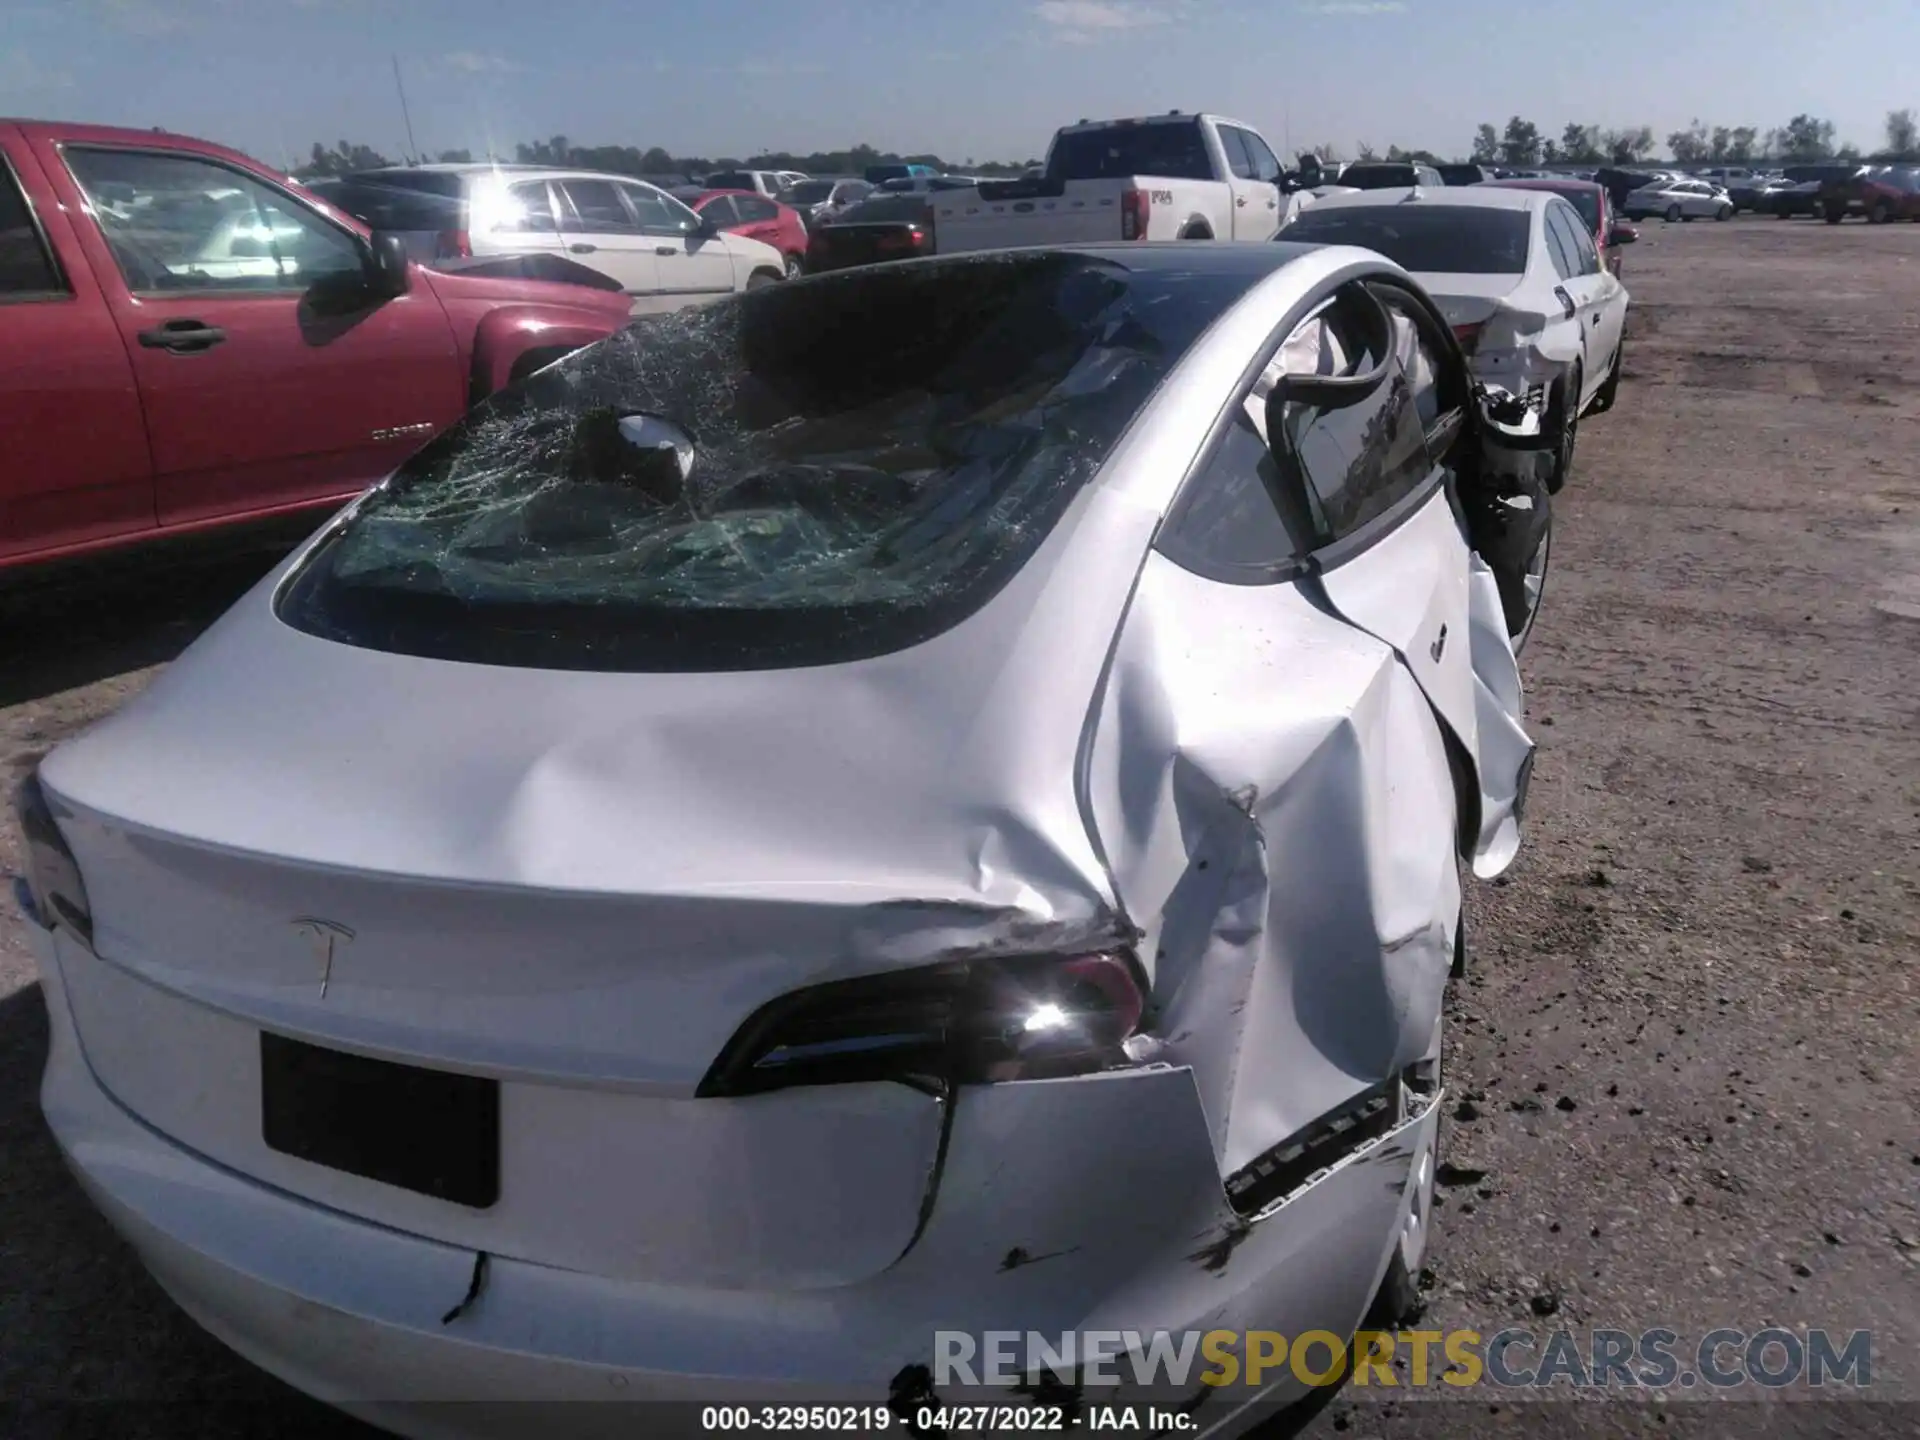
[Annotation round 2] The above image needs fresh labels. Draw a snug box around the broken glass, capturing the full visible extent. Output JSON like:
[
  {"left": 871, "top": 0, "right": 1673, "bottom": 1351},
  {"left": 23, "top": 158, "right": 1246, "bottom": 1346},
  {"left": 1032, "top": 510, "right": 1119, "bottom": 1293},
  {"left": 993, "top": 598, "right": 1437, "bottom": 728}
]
[{"left": 281, "top": 251, "right": 1260, "bottom": 671}]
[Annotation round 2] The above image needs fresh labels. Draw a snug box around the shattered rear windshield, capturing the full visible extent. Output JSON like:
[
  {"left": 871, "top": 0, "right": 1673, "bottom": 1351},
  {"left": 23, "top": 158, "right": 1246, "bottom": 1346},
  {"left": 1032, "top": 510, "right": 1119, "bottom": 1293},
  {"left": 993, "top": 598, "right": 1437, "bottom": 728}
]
[{"left": 277, "top": 251, "right": 1252, "bottom": 672}]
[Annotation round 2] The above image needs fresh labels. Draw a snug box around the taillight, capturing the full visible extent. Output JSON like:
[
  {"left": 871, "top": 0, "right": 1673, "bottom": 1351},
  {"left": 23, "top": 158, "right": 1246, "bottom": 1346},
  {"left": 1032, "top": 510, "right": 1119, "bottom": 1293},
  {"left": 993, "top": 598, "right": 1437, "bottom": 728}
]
[
  {"left": 13, "top": 772, "right": 93, "bottom": 944},
  {"left": 697, "top": 951, "right": 1148, "bottom": 1098},
  {"left": 1121, "top": 187, "right": 1150, "bottom": 241},
  {"left": 437, "top": 230, "right": 472, "bottom": 259},
  {"left": 1452, "top": 321, "right": 1485, "bottom": 355}
]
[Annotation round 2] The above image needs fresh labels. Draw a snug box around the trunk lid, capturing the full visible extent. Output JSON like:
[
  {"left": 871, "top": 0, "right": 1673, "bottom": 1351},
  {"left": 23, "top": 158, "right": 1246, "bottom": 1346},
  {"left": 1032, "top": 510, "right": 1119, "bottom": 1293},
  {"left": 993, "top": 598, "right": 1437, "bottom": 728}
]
[{"left": 1412, "top": 271, "right": 1528, "bottom": 329}]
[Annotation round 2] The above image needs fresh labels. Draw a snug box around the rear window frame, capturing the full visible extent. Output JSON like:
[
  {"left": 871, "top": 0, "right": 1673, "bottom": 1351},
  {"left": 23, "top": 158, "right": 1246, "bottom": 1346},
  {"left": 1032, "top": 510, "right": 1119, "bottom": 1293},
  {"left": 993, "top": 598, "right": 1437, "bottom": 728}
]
[
  {"left": 273, "top": 252, "right": 1263, "bottom": 674},
  {"left": 1280, "top": 203, "right": 1534, "bottom": 276}
]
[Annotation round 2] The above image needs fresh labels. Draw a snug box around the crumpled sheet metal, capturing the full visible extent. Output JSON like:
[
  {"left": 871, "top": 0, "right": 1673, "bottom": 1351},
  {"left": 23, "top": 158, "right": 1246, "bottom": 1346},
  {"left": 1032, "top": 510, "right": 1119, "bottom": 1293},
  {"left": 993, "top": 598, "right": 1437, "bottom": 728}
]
[{"left": 1086, "top": 552, "right": 1465, "bottom": 1176}]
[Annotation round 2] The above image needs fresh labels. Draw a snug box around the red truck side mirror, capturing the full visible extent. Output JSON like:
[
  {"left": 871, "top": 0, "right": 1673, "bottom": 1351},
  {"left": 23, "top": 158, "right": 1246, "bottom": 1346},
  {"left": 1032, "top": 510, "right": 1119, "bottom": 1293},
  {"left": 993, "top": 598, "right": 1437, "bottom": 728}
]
[{"left": 363, "top": 232, "right": 412, "bottom": 299}]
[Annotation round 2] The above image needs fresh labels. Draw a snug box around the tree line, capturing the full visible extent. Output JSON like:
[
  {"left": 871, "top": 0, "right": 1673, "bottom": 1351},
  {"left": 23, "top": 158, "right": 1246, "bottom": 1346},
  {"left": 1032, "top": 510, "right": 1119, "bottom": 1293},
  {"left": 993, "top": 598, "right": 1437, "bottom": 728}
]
[
  {"left": 297, "top": 108, "right": 1920, "bottom": 183},
  {"left": 297, "top": 137, "right": 1039, "bottom": 180},
  {"left": 1434, "top": 110, "right": 1917, "bottom": 169}
]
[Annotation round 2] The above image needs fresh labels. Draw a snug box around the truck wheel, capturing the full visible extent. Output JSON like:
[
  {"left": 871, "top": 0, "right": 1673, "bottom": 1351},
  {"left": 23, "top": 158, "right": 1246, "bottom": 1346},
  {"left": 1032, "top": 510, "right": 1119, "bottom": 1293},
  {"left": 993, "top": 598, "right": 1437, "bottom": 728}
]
[
  {"left": 1824, "top": 207, "right": 1844, "bottom": 224},
  {"left": 784, "top": 254, "right": 805, "bottom": 279},
  {"left": 1180, "top": 224, "right": 1213, "bottom": 240},
  {"left": 1871, "top": 200, "right": 1891, "bottom": 224},
  {"left": 746, "top": 269, "right": 781, "bottom": 290},
  {"left": 1665, "top": 203, "right": 1680, "bottom": 222}
]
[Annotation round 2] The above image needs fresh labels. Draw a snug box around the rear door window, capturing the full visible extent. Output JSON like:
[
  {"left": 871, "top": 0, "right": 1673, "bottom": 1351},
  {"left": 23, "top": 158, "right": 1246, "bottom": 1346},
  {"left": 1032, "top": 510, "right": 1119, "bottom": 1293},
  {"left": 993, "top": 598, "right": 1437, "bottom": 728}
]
[
  {"left": 736, "top": 196, "right": 780, "bottom": 223},
  {"left": 1541, "top": 208, "right": 1577, "bottom": 279},
  {"left": 277, "top": 252, "right": 1264, "bottom": 671},
  {"left": 699, "top": 195, "right": 741, "bottom": 226}
]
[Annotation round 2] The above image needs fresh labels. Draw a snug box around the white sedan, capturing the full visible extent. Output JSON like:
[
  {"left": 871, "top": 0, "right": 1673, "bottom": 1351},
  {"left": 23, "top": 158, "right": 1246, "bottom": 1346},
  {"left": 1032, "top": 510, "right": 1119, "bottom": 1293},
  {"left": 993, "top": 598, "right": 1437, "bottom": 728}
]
[
  {"left": 18, "top": 244, "right": 1549, "bottom": 1436},
  {"left": 1279, "top": 185, "right": 1631, "bottom": 492},
  {"left": 1621, "top": 177, "right": 1734, "bottom": 222},
  {"left": 342, "top": 164, "right": 790, "bottom": 310}
]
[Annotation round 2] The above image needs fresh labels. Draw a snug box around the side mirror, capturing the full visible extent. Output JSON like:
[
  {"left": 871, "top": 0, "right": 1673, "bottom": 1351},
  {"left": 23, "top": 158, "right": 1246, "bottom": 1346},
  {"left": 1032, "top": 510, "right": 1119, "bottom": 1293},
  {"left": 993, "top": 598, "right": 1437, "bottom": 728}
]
[
  {"left": 1552, "top": 286, "right": 1577, "bottom": 320},
  {"left": 363, "top": 231, "right": 411, "bottom": 298},
  {"left": 1609, "top": 223, "right": 1639, "bottom": 245},
  {"left": 1259, "top": 284, "right": 1397, "bottom": 550},
  {"left": 684, "top": 214, "right": 719, "bottom": 240}
]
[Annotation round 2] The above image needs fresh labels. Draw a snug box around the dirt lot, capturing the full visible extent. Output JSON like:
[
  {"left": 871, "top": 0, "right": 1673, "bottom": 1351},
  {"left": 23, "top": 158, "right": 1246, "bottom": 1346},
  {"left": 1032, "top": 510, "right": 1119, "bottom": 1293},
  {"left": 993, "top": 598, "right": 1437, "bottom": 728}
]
[{"left": 1, "top": 218, "right": 1916, "bottom": 1438}]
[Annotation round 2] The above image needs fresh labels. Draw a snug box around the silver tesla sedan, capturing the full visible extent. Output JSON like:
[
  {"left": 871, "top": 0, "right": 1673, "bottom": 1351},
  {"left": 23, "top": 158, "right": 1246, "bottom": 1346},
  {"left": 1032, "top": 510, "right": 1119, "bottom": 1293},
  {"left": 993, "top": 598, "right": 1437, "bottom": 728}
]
[{"left": 16, "top": 243, "right": 1550, "bottom": 1436}]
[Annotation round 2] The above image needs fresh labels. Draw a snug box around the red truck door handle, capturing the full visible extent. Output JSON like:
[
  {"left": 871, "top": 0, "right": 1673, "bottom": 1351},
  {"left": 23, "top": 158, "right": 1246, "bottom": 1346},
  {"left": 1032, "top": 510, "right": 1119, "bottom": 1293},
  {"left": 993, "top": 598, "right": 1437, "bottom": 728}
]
[
  {"left": 569, "top": 243, "right": 598, "bottom": 254},
  {"left": 137, "top": 320, "right": 227, "bottom": 353}
]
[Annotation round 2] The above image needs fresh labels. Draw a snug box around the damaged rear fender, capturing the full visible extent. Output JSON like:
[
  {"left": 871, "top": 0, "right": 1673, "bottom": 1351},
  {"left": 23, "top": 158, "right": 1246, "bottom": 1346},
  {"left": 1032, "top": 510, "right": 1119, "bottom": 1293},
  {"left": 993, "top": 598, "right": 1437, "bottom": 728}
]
[{"left": 1084, "top": 554, "right": 1463, "bottom": 1178}]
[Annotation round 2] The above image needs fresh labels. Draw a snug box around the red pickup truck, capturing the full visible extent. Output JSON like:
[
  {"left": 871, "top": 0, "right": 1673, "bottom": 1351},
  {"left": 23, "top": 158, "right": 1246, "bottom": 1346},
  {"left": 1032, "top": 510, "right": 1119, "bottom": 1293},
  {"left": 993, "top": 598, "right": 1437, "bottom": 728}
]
[{"left": 1, "top": 119, "right": 631, "bottom": 572}]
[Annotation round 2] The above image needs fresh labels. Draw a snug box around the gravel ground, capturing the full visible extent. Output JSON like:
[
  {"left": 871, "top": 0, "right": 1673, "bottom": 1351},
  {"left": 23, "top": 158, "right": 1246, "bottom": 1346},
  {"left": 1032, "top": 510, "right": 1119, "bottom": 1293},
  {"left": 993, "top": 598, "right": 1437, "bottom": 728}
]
[{"left": 1, "top": 218, "right": 1915, "bottom": 1438}]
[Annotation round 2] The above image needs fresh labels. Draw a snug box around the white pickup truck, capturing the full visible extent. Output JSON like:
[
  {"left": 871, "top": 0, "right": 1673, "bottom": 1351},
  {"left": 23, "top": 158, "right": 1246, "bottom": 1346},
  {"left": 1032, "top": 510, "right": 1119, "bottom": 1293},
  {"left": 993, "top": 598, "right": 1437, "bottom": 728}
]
[{"left": 930, "top": 112, "right": 1305, "bottom": 254}]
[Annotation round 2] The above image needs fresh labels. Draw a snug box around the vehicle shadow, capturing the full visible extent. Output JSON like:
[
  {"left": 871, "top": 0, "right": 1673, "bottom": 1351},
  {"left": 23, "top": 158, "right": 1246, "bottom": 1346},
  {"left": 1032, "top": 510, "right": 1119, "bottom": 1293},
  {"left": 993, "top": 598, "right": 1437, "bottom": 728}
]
[
  {"left": 0, "top": 522, "right": 316, "bottom": 711},
  {"left": 0, "top": 982, "right": 370, "bottom": 1436}
]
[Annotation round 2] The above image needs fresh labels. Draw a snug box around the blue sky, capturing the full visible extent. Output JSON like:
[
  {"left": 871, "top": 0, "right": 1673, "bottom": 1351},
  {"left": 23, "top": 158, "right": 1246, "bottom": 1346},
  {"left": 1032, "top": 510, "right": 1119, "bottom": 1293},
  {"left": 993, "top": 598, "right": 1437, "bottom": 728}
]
[{"left": 5, "top": 0, "right": 1917, "bottom": 166}]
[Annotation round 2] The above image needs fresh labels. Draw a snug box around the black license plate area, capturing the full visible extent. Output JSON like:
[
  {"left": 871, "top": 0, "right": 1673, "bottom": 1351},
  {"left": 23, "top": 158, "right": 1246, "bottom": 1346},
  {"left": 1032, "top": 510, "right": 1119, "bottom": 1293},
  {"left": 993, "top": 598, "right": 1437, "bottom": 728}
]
[{"left": 260, "top": 1032, "right": 499, "bottom": 1208}]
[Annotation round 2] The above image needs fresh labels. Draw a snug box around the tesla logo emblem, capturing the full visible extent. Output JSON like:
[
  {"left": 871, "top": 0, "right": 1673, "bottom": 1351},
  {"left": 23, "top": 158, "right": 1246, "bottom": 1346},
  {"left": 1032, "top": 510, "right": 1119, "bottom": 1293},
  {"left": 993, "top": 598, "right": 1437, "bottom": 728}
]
[{"left": 292, "top": 918, "right": 355, "bottom": 998}]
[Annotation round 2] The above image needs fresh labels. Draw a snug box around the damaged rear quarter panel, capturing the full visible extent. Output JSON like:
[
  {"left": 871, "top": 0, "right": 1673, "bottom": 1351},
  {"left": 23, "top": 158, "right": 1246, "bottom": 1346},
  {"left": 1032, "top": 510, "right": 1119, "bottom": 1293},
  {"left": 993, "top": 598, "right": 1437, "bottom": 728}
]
[{"left": 1085, "top": 552, "right": 1461, "bottom": 1178}]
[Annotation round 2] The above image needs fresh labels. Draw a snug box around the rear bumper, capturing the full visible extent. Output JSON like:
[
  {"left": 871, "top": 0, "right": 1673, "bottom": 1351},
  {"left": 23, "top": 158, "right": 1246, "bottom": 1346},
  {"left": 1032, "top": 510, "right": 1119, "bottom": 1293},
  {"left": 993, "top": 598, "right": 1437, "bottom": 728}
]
[{"left": 30, "top": 916, "right": 1435, "bottom": 1437}]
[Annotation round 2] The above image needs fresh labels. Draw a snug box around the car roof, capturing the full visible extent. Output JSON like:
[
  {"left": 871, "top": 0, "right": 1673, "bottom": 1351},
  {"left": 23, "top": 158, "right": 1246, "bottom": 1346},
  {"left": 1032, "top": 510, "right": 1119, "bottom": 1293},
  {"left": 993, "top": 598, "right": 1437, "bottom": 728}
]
[
  {"left": 1479, "top": 177, "right": 1603, "bottom": 196},
  {"left": 1056, "top": 111, "right": 1251, "bottom": 132},
  {"left": 1301, "top": 186, "right": 1546, "bottom": 213},
  {"left": 356, "top": 163, "right": 655, "bottom": 185},
  {"left": 1049, "top": 241, "right": 1330, "bottom": 279}
]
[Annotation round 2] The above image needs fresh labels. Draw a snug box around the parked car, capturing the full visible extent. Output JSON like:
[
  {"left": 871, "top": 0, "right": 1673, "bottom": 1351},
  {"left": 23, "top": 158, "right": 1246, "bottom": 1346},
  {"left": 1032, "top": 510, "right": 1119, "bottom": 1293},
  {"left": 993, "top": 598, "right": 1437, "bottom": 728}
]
[
  {"left": 931, "top": 112, "right": 1295, "bottom": 255},
  {"left": 1335, "top": 161, "right": 1448, "bottom": 190},
  {"left": 1728, "top": 175, "right": 1791, "bottom": 212},
  {"left": 0, "top": 121, "right": 630, "bottom": 574},
  {"left": 697, "top": 168, "right": 791, "bottom": 199},
  {"left": 17, "top": 241, "right": 1548, "bottom": 1434},
  {"left": 1763, "top": 180, "right": 1825, "bottom": 218},
  {"left": 1621, "top": 177, "right": 1733, "bottom": 222},
  {"left": 783, "top": 175, "right": 873, "bottom": 226},
  {"left": 1437, "top": 163, "right": 1494, "bottom": 186},
  {"left": 1819, "top": 165, "right": 1920, "bottom": 223},
  {"left": 1478, "top": 176, "right": 1637, "bottom": 277},
  {"left": 1279, "top": 186, "right": 1630, "bottom": 491},
  {"left": 805, "top": 191, "right": 935, "bottom": 271},
  {"left": 334, "top": 165, "right": 786, "bottom": 310},
  {"left": 687, "top": 189, "right": 810, "bottom": 278}
]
